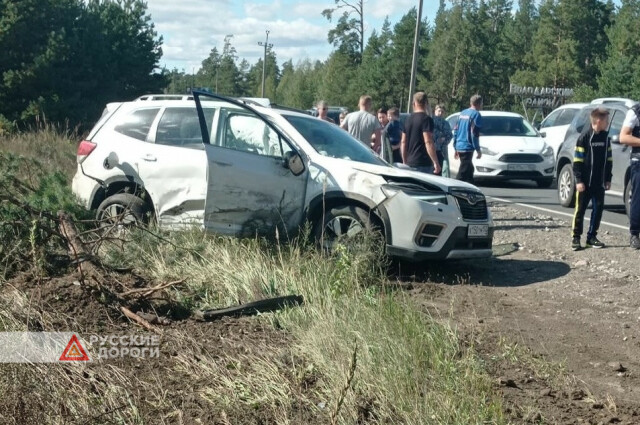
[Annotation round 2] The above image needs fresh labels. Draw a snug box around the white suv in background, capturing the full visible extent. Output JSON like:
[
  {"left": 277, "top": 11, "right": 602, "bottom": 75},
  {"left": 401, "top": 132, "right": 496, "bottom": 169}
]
[
  {"left": 538, "top": 103, "right": 588, "bottom": 159},
  {"left": 72, "top": 92, "right": 494, "bottom": 261}
]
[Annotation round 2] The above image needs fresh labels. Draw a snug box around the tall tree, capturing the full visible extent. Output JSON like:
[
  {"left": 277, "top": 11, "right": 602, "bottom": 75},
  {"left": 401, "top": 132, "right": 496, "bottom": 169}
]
[
  {"left": 425, "top": 0, "right": 481, "bottom": 111},
  {"left": 503, "top": 0, "right": 539, "bottom": 87},
  {"left": 0, "top": 0, "right": 164, "bottom": 128},
  {"left": 322, "top": 0, "right": 365, "bottom": 63},
  {"left": 596, "top": 0, "right": 640, "bottom": 99}
]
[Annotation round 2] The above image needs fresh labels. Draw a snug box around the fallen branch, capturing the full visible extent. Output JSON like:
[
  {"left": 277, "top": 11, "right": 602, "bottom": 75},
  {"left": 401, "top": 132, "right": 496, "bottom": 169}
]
[
  {"left": 119, "top": 279, "right": 186, "bottom": 298},
  {"left": 120, "top": 306, "right": 162, "bottom": 334},
  {"left": 197, "top": 295, "right": 304, "bottom": 321}
]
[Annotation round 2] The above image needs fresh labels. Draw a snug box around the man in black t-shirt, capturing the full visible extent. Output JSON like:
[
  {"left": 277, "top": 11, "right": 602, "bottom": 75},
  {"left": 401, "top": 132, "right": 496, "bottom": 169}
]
[{"left": 401, "top": 92, "right": 441, "bottom": 174}]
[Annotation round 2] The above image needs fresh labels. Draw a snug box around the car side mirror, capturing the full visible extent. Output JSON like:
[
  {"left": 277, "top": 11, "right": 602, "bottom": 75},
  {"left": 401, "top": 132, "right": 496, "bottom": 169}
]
[
  {"left": 539, "top": 131, "right": 546, "bottom": 138},
  {"left": 610, "top": 134, "right": 620, "bottom": 144},
  {"left": 283, "top": 151, "right": 305, "bottom": 176},
  {"left": 103, "top": 152, "right": 120, "bottom": 169}
]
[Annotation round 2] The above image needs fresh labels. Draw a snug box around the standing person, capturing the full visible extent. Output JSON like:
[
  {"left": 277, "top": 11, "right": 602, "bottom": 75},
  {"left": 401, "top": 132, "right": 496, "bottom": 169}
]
[
  {"left": 386, "top": 107, "right": 404, "bottom": 164},
  {"left": 373, "top": 108, "right": 389, "bottom": 155},
  {"left": 620, "top": 103, "right": 640, "bottom": 249},
  {"left": 341, "top": 95, "right": 381, "bottom": 151},
  {"left": 338, "top": 111, "right": 347, "bottom": 126},
  {"left": 401, "top": 92, "right": 441, "bottom": 174},
  {"left": 377, "top": 108, "right": 389, "bottom": 127},
  {"left": 570, "top": 108, "right": 612, "bottom": 251},
  {"left": 316, "top": 100, "right": 335, "bottom": 123},
  {"left": 433, "top": 104, "right": 452, "bottom": 177},
  {"left": 453, "top": 95, "right": 483, "bottom": 184}
]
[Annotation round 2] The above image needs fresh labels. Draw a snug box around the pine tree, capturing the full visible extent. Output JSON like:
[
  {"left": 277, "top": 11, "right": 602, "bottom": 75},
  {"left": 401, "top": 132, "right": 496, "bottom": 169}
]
[{"left": 596, "top": 0, "right": 640, "bottom": 98}]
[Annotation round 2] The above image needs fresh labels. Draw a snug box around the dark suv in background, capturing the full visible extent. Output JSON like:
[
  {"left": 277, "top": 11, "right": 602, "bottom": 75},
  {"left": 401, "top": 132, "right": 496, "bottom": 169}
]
[{"left": 556, "top": 99, "right": 638, "bottom": 215}]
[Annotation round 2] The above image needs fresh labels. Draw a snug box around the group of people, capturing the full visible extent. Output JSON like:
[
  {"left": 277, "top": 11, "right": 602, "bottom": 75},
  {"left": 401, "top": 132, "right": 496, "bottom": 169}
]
[
  {"left": 572, "top": 104, "right": 640, "bottom": 251},
  {"left": 321, "top": 93, "right": 484, "bottom": 181},
  {"left": 318, "top": 92, "right": 640, "bottom": 252}
]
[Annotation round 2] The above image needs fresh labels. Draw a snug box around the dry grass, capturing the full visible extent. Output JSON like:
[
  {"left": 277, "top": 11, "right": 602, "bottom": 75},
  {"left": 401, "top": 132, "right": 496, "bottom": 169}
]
[
  {"left": 0, "top": 129, "right": 507, "bottom": 424},
  {"left": 0, "top": 125, "right": 77, "bottom": 180}
]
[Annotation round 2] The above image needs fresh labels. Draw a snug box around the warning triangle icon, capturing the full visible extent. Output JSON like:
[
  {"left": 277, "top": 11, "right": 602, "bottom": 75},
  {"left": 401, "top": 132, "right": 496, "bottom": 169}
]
[{"left": 59, "top": 334, "right": 90, "bottom": 361}]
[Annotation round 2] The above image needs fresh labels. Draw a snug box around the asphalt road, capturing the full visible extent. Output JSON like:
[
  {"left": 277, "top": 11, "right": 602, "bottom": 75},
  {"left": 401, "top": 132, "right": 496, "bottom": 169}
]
[{"left": 477, "top": 179, "right": 630, "bottom": 233}]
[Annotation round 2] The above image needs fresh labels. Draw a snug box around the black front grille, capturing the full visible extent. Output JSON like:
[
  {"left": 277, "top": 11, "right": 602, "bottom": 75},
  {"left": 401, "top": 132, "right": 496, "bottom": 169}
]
[
  {"left": 454, "top": 196, "right": 489, "bottom": 221},
  {"left": 499, "top": 153, "right": 543, "bottom": 163}
]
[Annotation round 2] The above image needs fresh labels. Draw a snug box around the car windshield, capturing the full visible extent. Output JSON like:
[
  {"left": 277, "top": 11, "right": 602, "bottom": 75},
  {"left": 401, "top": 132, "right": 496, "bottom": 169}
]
[
  {"left": 480, "top": 116, "right": 538, "bottom": 137},
  {"left": 283, "top": 115, "right": 387, "bottom": 166}
]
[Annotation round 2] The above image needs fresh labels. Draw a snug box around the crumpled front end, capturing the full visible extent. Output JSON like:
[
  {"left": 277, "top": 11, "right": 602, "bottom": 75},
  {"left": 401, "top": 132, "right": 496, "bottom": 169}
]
[{"left": 379, "top": 181, "right": 493, "bottom": 261}]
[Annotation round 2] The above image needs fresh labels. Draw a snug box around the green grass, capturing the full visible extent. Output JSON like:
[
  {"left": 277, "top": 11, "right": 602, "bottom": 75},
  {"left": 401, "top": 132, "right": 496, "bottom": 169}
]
[
  {"left": 0, "top": 125, "right": 78, "bottom": 180},
  {"left": 0, "top": 129, "right": 506, "bottom": 424},
  {"left": 97, "top": 228, "right": 506, "bottom": 424}
]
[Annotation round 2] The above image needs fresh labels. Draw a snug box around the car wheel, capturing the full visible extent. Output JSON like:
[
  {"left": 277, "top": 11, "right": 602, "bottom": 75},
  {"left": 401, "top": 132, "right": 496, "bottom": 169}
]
[
  {"left": 536, "top": 178, "right": 554, "bottom": 188},
  {"left": 625, "top": 182, "right": 631, "bottom": 217},
  {"left": 96, "top": 194, "right": 148, "bottom": 229},
  {"left": 314, "top": 205, "right": 379, "bottom": 251},
  {"left": 557, "top": 164, "right": 576, "bottom": 207}
]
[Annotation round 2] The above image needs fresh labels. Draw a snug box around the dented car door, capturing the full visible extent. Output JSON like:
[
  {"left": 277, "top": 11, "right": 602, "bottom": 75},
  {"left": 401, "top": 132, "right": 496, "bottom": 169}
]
[{"left": 193, "top": 92, "right": 308, "bottom": 237}]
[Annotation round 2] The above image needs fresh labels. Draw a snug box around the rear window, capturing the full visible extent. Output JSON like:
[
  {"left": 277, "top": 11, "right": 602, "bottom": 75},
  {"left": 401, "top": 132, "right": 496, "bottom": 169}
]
[
  {"left": 113, "top": 108, "right": 159, "bottom": 141},
  {"left": 155, "top": 107, "right": 215, "bottom": 149}
]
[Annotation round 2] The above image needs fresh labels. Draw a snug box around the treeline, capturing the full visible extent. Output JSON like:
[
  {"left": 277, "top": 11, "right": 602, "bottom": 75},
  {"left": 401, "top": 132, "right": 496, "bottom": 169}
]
[
  {"left": 0, "top": 0, "right": 164, "bottom": 133},
  {"left": 169, "top": 0, "right": 640, "bottom": 114},
  {"left": 2, "top": 0, "right": 640, "bottom": 133}
]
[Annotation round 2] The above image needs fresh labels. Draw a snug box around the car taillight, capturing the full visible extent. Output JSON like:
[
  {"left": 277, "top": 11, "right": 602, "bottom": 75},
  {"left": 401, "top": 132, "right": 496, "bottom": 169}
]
[{"left": 77, "top": 140, "right": 97, "bottom": 164}]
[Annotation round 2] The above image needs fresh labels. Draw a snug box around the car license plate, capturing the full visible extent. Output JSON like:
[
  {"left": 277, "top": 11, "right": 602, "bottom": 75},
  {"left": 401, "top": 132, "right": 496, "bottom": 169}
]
[
  {"left": 507, "top": 164, "right": 535, "bottom": 171},
  {"left": 468, "top": 224, "right": 489, "bottom": 238}
]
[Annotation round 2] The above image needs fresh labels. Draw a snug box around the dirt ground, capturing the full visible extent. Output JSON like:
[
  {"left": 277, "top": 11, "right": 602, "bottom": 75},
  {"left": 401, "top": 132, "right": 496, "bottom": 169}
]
[
  {"left": 398, "top": 202, "right": 640, "bottom": 424},
  {"left": 3, "top": 201, "right": 640, "bottom": 424}
]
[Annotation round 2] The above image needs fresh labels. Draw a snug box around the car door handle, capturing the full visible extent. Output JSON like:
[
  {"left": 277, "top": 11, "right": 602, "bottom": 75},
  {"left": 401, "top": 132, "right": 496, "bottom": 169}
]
[
  {"left": 211, "top": 160, "right": 231, "bottom": 167},
  {"left": 142, "top": 154, "right": 157, "bottom": 162}
]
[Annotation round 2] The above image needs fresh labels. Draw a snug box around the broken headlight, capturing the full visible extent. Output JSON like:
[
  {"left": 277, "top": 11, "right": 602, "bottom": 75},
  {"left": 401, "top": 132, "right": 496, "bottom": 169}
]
[{"left": 381, "top": 182, "right": 448, "bottom": 204}]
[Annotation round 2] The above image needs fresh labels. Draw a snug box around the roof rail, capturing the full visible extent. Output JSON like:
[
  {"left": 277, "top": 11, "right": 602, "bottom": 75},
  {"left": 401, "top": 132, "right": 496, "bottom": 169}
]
[
  {"left": 135, "top": 94, "right": 194, "bottom": 101},
  {"left": 590, "top": 97, "right": 638, "bottom": 108}
]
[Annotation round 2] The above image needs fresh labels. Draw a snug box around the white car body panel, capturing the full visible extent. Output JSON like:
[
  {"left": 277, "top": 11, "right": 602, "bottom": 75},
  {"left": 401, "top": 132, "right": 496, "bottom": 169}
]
[
  {"left": 73, "top": 95, "right": 494, "bottom": 261},
  {"left": 539, "top": 103, "right": 588, "bottom": 159}
]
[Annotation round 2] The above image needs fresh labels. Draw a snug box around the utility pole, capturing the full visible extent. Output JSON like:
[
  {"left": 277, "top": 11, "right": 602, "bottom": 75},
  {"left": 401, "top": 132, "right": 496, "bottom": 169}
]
[
  {"left": 407, "top": 0, "right": 423, "bottom": 112},
  {"left": 258, "top": 30, "right": 273, "bottom": 98}
]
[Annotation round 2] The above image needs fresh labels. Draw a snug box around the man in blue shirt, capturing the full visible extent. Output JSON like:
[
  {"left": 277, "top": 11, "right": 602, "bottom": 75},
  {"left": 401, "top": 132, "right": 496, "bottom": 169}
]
[{"left": 453, "top": 95, "right": 483, "bottom": 184}]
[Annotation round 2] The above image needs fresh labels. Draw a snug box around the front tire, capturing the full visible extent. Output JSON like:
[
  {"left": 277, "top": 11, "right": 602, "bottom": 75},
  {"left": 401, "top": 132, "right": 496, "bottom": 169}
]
[
  {"left": 313, "top": 205, "right": 379, "bottom": 251},
  {"left": 557, "top": 164, "right": 576, "bottom": 207}
]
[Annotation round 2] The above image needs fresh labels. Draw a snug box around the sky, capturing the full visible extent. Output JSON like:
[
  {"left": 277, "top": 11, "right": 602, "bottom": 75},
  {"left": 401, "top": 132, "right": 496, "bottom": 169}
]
[{"left": 145, "top": 0, "right": 437, "bottom": 73}]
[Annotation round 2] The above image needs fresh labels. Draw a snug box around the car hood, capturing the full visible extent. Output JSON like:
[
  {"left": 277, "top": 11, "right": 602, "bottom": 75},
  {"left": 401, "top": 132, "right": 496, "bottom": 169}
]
[
  {"left": 481, "top": 136, "right": 547, "bottom": 153},
  {"left": 348, "top": 161, "right": 480, "bottom": 192}
]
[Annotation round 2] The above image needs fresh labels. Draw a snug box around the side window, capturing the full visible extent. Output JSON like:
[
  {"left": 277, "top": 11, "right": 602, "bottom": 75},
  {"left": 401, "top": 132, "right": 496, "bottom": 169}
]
[
  {"left": 541, "top": 109, "right": 561, "bottom": 128},
  {"left": 113, "top": 108, "right": 159, "bottom": 141},
  {"left": 555, "top": 109, "right": 577, "bottom": 126},
  {"left": 223, "top": 113, "right": 284, "bottom": 157},
  {"left": 573, "top": 109, "right": 591, "bottom": 134},
  {"left": 155, "top": 107, "right": 215, "bottom": 149},
  {"left": 608, "top": 110, "right": 625, "bottom": 138}
]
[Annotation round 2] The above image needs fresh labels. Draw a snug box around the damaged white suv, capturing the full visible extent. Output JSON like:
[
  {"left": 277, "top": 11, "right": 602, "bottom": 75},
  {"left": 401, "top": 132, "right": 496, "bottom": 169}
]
[{"left": 72, "top": 92, "right": 493, "bottom": 260}]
